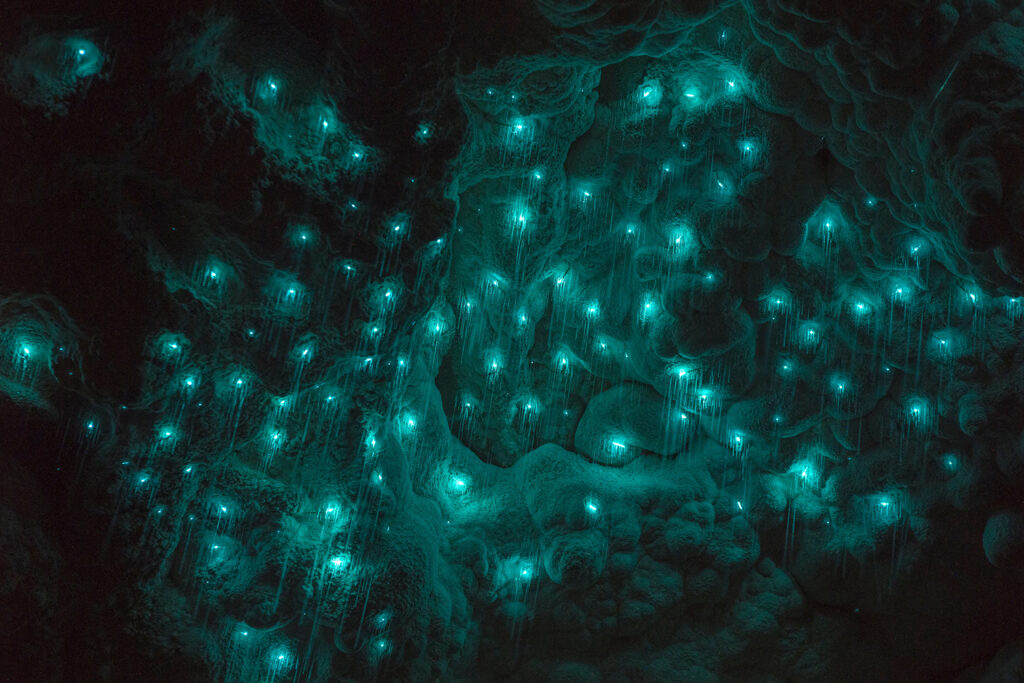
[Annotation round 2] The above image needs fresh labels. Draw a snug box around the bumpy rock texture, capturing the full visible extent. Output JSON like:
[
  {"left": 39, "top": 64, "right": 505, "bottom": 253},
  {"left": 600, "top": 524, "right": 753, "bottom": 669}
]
[{"left": 2, "top": 0, "right": 1024, "bottom": 680}]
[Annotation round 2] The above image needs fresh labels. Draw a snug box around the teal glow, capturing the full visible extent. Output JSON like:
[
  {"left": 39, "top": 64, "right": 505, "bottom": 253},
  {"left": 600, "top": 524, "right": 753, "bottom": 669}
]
[
  {"left": 450, "top": 475, "right": 469, "bottom": 494},
  {"left": 667, "top": 223, "right": 696, "bottom": 259},
  {"left": 729, "top": 431, "right": 746, "bottom": 454},
  {"left": 761, "top": 287, "right": 791, "bottom": 318},
  {"left": 829, "top": 374, "right": 849, "bottom": 400},
  {"left": 846, "top": 296, "right": 874, "bottom": 322},
  {"left": 797, "top": 321, "right": 822, "bottom": 349},
  {"left": 906, "top": 236, "right": 929, "bottom": 260},
  {"left": 681, "top": 83, "right": 702, "bottom": 107},
  {"left": 414, "top": 121, "right": 434, "bottom": 143},
  {"left": 888, "top": 278, "right": 913, "bottom": 304},
  {"left": 710, "top": 172, "right": 734, "bottom": 200},
  {"left": 328, "top": 554, "right": 350, "bottom": 573},
  {"left": 738, "top": 137, "right": 762, "bottom": 164},
  {"left": 484, "top": 348, "right": 504, "bottom": 379},
  {"left": 254, "top": 74, "right": 280, "bottom": 104},
  {"left": 635, "top": 79, "right": 663, "bottom": 108},
  {"left": 870, "top": 492, "right": 901, "bottom": 525},
  {"left": 637, "top": 292, "right": 660, "bottom": 324},
  {"left": 788, "top": 458, "right": 821, "bottom": 487},
  {"left": 287, "top": 223, "right": 317, "bottom": 248},
  {"left": 906, "top": 397, "right": 931, "bottom": 428},
  {"left": 1006, "top": 297, "right": 1023, "bottom": 322},
  {"left": 66, "top": 38, "right": 103, "bottom": 79}
]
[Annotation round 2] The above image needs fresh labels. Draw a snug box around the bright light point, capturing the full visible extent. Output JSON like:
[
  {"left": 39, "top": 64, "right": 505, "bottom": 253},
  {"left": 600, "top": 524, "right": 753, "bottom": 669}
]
[
  {"left": 906, "top": 398, "right": 930, "bottom": 427},
  {"left": 415, "top": 122, "right": 434, "bottom": 143}
]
